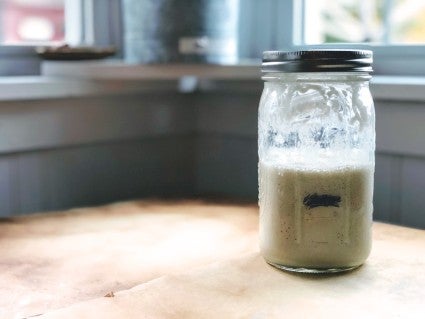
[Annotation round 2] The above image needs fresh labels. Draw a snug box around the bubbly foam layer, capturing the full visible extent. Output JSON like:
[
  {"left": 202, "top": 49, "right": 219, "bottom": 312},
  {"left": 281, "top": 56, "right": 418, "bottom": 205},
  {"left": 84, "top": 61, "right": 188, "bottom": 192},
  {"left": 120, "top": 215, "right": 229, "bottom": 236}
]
[{"left": 263, "top": 148, "right": 373, "bottom": 171}]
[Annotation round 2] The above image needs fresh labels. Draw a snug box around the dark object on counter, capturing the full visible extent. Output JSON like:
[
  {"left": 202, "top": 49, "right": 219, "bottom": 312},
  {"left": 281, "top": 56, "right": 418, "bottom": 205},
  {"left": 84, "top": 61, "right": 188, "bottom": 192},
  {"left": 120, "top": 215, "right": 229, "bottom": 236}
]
[
  {"left": 122, "top": 0, "right": 239, "bottom": 64},
  {"left": 36, "top": 45, "right": 116, "bottom": 60}
]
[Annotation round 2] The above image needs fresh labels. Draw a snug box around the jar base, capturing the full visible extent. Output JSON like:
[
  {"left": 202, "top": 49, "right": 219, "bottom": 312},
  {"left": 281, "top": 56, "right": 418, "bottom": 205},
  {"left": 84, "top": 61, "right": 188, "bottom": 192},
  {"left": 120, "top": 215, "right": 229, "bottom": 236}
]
[{"left": 266, "top": 261, "right": 361, "bottom": 274}]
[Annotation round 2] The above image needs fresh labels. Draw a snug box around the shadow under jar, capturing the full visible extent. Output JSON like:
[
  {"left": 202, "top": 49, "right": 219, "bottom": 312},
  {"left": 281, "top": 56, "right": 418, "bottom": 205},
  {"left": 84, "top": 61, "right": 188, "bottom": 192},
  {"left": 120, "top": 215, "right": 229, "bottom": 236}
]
[{"left": 258, "top": 50, "right": 375, "bottom": 273}]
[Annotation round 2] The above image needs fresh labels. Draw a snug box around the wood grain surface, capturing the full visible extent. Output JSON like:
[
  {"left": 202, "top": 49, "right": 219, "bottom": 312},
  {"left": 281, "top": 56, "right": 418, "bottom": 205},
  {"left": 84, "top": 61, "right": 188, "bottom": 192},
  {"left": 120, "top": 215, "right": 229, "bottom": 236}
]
[
  {"left": 0, "top": 200, "right": 259, "bottom": 318},
  {"left": 2, "top": 201, "right": 424, "bottom": 318}
]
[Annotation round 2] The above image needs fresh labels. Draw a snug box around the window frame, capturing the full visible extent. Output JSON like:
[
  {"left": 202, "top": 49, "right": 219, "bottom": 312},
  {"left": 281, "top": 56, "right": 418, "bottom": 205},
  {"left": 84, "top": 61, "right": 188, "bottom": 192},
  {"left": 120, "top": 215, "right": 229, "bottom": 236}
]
[
  {"left": 0, "top": 0, "right": 72, "bottom": 76},
  {"left": 0, "top": 45, "right": 41, "bottom": 76},
  {"left": 0, "top": 0, "right": 122, "bottom": 76},
  {"left": 239, "top": 0, "right": 425, "bottom": 76},
  {"left": 294, "top": 0, "right": 425, "bottom": 75}
]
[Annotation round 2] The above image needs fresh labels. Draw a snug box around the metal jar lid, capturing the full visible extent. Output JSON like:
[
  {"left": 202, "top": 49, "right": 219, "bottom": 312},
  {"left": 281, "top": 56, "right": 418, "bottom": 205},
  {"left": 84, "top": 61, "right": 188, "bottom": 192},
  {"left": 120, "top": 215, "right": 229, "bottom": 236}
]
[{"left": 262, "top": 49, "right": 373, "bottom": 73}]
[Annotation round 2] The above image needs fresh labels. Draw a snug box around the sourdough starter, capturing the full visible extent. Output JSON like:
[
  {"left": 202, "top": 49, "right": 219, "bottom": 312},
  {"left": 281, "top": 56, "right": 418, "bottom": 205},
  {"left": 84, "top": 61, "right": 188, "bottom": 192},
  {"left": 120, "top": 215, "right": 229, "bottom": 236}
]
[{"left": 259, "top": 160, "right": 373, "bottom": 270}]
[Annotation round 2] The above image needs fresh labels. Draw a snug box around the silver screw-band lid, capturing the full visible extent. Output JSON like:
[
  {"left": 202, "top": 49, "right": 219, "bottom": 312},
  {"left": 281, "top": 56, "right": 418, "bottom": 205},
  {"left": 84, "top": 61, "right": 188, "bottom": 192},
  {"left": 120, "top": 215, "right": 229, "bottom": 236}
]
[{"left": 262, "top": 50, "right": 373, "bottom": 73}]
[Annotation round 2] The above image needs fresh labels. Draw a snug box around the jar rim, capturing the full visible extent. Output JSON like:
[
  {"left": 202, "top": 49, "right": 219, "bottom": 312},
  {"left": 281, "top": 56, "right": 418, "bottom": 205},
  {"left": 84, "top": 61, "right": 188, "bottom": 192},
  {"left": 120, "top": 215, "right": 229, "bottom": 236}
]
[
  {"left": 261, "top": 71, "right": 372, "bottom": 82},
  {"left": 262, "top": 50, "right": 373, "bottom": 74}
]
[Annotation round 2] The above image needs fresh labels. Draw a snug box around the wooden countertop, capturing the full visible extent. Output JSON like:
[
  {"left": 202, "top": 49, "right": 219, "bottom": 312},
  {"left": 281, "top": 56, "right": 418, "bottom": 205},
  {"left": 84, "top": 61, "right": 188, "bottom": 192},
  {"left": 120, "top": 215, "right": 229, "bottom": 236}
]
[{"left": 1, "top": 200, "right": 424, "bottom": 318}]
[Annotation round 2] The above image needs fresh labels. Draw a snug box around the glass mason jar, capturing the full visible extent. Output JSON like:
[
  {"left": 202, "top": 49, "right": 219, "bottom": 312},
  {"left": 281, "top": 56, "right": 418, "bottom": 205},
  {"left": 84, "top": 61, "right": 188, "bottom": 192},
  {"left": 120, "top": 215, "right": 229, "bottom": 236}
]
[{"left": 258, "top": 50, "right": 375, "bottom": 273}]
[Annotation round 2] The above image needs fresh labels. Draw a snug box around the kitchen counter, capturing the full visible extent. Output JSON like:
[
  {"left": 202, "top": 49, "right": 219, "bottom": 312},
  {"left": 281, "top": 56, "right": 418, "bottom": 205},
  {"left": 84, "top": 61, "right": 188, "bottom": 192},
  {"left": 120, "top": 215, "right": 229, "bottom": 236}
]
[{"left": 1, "top": 200, "right": 424, "bottom": 318}]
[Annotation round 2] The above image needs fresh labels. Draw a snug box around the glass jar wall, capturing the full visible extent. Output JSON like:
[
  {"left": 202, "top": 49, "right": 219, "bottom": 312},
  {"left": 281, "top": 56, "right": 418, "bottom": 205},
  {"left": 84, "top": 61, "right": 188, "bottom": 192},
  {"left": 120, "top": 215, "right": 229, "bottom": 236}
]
[{"left": 258, "top": 50, "right": 375, "bottom": 273}]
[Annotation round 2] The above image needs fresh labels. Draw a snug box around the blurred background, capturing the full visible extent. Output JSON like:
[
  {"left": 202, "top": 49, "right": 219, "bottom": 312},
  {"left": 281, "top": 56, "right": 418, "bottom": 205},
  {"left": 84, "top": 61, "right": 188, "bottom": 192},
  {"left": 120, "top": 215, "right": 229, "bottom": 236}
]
[
  {"left": 305, "top": 0, "right": 425, "bottom": 44},
  {"left": 0, "top": 0, "right": 424, "bottom": 229},
  {"left": 0, "top": 0, "right": 64, "bottom": 44},
  {"left": 1, "top": 1, "right": 425, "bottom": 51}
]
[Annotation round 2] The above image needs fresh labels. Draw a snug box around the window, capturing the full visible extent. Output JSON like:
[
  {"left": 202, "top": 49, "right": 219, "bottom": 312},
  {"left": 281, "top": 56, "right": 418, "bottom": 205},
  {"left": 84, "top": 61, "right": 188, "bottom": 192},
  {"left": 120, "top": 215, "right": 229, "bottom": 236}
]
[
  {"left": 0, "top": 0, "right": 121, "bottom": 75},
  {"left": 0, "top": 0, "right": 65, "bottom": 45},
  {"left": 0, "top": 0, "right": 66, "bottom": 76},
  {"left": 239, "top": 0, "right": 425, "bottom": 76},
  {"left": 304, "top": 0, "right": 425, "bottom": 45}
]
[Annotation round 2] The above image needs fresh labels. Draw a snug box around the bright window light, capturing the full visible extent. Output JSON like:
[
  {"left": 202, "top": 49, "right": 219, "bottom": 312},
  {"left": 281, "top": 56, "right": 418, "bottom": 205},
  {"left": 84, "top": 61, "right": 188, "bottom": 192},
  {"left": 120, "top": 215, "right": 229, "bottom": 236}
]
[
  {"left": 304, "top": 0, "right": 425, "bottom": 45},
  {"left": 0, "top": 0, "right": 64, "bottom": 45}
]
